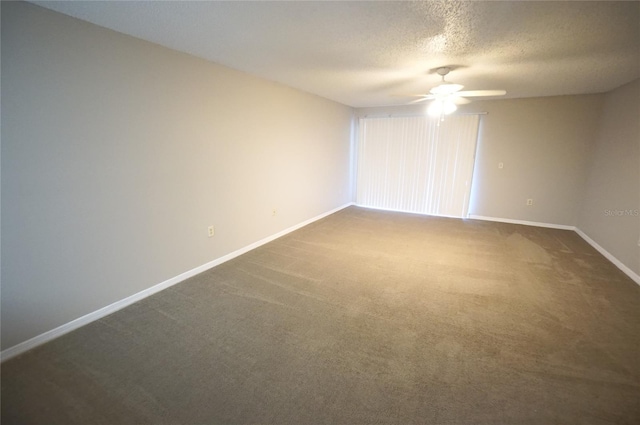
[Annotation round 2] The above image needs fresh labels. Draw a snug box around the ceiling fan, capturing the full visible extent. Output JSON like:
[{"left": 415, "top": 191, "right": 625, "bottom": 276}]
[{"left": 406, "top": 67, "right": 506, "bottom": 118}]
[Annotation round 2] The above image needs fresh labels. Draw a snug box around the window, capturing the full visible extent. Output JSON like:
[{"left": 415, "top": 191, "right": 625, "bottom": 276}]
[{"left": 356, "top": 115, "right": 480, "bottom": 218}]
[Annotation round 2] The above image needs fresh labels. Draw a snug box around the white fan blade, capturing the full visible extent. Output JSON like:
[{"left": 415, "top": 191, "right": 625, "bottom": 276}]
[
  {"left": 452, "top": 97, "right": 472, "bottom": 105},
  {"left": 391, "top": 94, "right": 430, "bottom": 97},
  {"left": 408, "top": 97, "right": 432, "bottom": 104},
  {"left": 456, "top": 90, "right": 506, "bottom": 97}
]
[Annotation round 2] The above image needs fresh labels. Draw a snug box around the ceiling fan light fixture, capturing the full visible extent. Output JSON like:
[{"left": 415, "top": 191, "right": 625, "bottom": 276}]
[
  {"left": 427, "top": 99, "right": 457, "bottom": 117},
  {"left": 429, "top": 83, "right": 464, "bottom": 95},
  {"left": 399, "top": 67, "right": 505, "bottom": 110}
]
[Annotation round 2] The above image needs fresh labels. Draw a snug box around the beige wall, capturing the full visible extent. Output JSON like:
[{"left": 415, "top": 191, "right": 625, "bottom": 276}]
[
  {"left": 578, "top": 79, "right": 640, "bottom": 276},
  {"left": 1, "top": 2, "right": 353, "bottom": 350},
  {"left": 357, "top": 94, "right": 603, "bottom": 226}
]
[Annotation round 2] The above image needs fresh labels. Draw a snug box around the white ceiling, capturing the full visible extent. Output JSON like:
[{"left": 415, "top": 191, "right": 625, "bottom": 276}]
[{"left": 32, "top": 1, "right": 640, "bottom": 108}]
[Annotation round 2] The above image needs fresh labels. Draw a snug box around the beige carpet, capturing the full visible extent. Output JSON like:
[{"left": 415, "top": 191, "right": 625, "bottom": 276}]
[{"left": 2, "top": 206, "right": 640, "bottom": 424}]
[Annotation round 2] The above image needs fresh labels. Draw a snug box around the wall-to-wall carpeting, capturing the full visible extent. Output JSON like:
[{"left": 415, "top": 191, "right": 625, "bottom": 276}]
[{"left": 2, "top": 207, "right": 639, "bottom": 424}]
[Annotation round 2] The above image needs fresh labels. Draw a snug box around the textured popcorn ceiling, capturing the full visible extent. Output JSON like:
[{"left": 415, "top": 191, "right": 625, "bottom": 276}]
[{"left": 33, "top": 1, "right": 640, "bottom": 107}]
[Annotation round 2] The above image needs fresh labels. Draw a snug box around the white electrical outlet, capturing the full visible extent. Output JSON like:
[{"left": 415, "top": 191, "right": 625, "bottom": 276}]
[
  {"left": 272, "top": 209, "right": 277, "bottom": 217},
  {"left": 526, "top": 199, "right": 534, "bottom": 206},
  {"left": 498, "top": 162, "right": 504, "bottom": 169},
  {"left": 207, "top": 226, "right": 214, "bottom": 237}
]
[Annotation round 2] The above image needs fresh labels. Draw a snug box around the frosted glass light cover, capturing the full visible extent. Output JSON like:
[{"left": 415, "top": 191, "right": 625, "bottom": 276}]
[{"left": 427, "top": 100, "right": 457, "bottom": 116}]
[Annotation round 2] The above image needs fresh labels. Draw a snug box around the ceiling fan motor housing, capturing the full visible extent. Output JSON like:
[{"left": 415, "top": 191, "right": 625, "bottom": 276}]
[{"left": 436, "top": 67, "right": 451, "bottom": 77}]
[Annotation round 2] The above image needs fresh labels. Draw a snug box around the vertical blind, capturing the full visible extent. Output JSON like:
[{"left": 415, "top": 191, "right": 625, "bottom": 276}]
[{"left": 356, "top": 114, "right": 480, "bottom": 218}]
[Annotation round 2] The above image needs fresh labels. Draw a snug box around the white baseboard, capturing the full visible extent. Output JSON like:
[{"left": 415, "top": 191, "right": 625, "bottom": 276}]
[
  {"left": 0, "top": 202, "right": 355, "bottom": 362},
  {"left": 467, "top": 215, "right": 576, "bottom": 231},
  {"left": 574, "top": 228, "right": 640, "bottom": 286}
]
